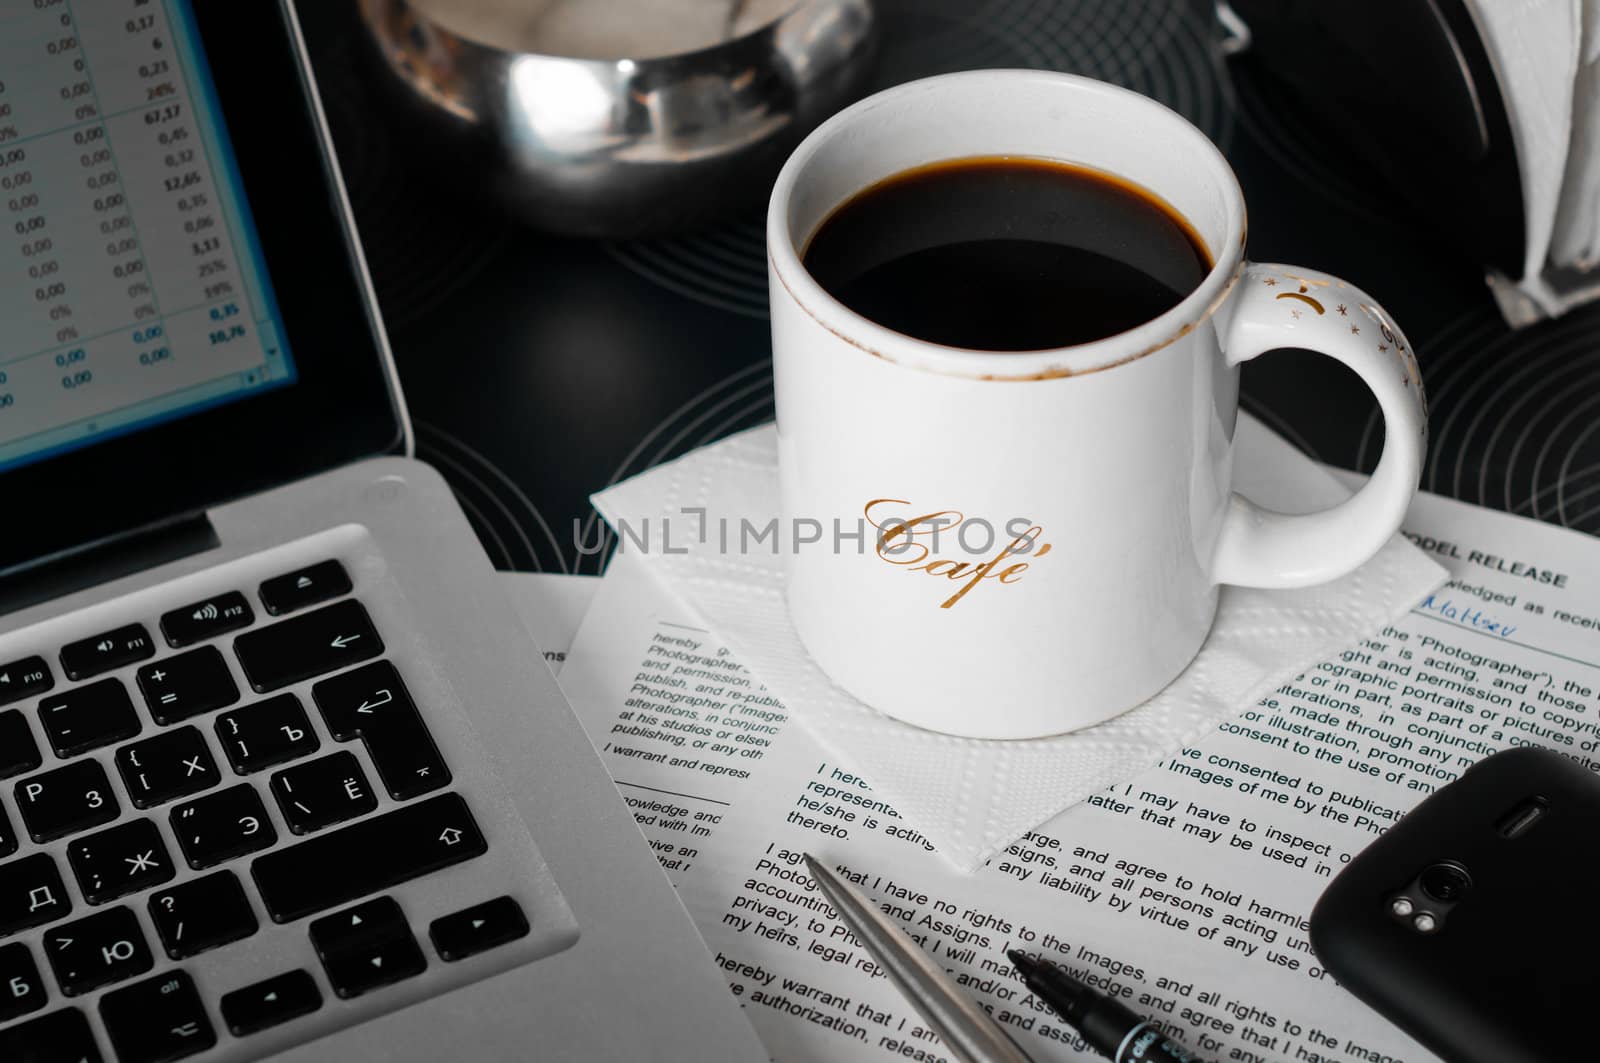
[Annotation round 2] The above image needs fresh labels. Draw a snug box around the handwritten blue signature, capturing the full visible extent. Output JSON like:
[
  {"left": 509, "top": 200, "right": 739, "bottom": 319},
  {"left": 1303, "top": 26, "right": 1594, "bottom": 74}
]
[{"left": 1419, "top": 594, "right": 1517, "bottom": 639}]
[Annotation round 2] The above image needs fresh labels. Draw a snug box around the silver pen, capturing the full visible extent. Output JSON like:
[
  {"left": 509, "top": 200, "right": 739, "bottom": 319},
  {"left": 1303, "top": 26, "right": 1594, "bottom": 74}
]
[{"left": 804, "top": 853, "right": 1035, "bottom": 1063}]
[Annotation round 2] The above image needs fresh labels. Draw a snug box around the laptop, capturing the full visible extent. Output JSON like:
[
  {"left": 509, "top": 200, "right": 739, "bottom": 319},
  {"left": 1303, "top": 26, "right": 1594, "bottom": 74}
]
[{"left": 0, "top": 2, "right": 764, "bottom": 1060}]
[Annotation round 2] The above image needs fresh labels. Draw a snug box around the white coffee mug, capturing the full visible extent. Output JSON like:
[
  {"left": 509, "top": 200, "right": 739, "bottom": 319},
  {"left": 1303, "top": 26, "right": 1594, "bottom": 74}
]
[{"left": 767, "top": 70, "right": 1426, "bottom": 740}]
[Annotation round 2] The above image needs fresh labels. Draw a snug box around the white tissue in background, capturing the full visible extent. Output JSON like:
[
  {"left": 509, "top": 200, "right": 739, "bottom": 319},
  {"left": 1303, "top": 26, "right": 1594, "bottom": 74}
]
[
  {"left": 1551, "top": 0, "right": 1600, "bottom": 269},
  {"left": 592, "top": 416, "right": 1447, "bottom": 873},
  {"left": 1465, "top": 0, "right": 1581, "bottom": 283}
]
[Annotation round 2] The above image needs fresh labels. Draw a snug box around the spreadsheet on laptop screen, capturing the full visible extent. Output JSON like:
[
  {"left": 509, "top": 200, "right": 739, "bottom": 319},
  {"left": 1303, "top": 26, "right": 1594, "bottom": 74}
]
[{"left": 0, "top": 0, "right": 297, "bottom": 472}]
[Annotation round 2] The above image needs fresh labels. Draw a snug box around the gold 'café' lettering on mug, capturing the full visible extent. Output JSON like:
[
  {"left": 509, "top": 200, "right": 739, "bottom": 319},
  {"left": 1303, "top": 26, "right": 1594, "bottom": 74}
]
[{"left": 864, "top": 499, "right": 1052, "bottom": 609}]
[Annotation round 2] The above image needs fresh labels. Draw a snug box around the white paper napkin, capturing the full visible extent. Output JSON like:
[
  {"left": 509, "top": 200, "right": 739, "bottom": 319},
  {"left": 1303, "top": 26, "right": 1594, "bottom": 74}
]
[
  {"left": 1467, "top": 0, "right": 1581, "bottom": 286},
  {"left": 592, "top": 415, "right": 1447, "bottom": 872}
]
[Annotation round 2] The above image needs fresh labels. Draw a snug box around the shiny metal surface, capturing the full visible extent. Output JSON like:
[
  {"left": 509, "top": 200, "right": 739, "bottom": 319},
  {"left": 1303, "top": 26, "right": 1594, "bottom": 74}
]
[
  {"left": 804, "top": 855, "right": 1036, "bottom": 1063},
  {"left": 356, "top": 0, "right": 876, "bottom": 237}
]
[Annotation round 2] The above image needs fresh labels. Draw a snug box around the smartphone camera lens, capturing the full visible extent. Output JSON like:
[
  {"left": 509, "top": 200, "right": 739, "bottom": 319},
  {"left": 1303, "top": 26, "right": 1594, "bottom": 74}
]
[{"left": 1418, "top": 863, "right": 1471, "bottom": 903}]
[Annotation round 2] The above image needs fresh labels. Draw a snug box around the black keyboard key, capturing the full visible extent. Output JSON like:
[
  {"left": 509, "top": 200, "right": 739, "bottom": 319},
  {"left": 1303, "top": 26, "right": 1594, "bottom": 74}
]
[
  {"left": 0, "top": 711, "right": 42, "bottom": 780},
  {"left": 114, "top": 726, "right": 221, "bottom": 809},
  {"left": 429, "top": 896, "right": 530, "bottom": 962},
  {"left": 0, "top": 803, "right": 14, "bottom": 859},
  {"left": 16, "top": 761, "right": 118, "bottom": 843},
  {"left": 60, "top": 625, "right": 154, "bottom": 681},
  {"left": 0, "top": 1007, "right": 104, "bottom": 1063},
  {"left": 45, "top": 906, "right": 151, "bottom": 996},
  {"left": 149, "top": 871, "right": 259, "bottom": 960},
  {"left": 100, "top": 970, "right": 215, "bottom": 1063},
  {"left": 259, "top": 560, "right": 351, "bottom": 616},
  {"left": 37, "top": 679, "right": 141, "bottom": 759},
  {"left": 234, "top": 599, "right": 382, "bottom": 693},
  {"left": 0, "top": 656, "right": 52, "bottom": 708},
  {"left": 310, "top": 895, "right": 403, "bottom": 953},
  {"left": 330, "top": 940, "right": 423, "bottom": 999},
  {"left": 136, "top": 647, "right": 239, "bottom": 725},
  {"left": 0, "top": 854, "right": 71, "bottom": 936},
  {"left": 0, "top": 941, "right": 46, "bottom": 1022},
  {"left": 220, "top": 969, "right": 321, "bottom": 1036},
  {"left": 311, "top": 896, "right": 425, "bottom": 998},
  {"left": 270, "top": 751, "right": 376, "bottom": 834},
  {"left": 67, "top": 820, "right": 174, "bottom": 905},
  {"left": 314, "top": 662, "right": 450, "bottom": 800},
  {"left": 160, "top": 591, "right": 254, "bottom": 648},
  {"left": 215, "top": 694, "right": 319, "bottom": 774},
  {"left": 253, "top": 793, "right": 486, "bottom": 922},
  {"left": 171, "top": 784, "right": 277, "bottom": 870}
]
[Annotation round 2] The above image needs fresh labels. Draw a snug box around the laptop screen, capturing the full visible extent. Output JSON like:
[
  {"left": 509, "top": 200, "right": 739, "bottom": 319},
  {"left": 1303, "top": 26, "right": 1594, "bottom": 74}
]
[{"left": 0, "top": 0, "right": 298, "bottom": 474}]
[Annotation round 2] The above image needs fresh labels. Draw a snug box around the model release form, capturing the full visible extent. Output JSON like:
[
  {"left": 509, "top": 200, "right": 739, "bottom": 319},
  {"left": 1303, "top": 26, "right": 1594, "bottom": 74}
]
[{"left": 542, "top": 425, "right": 1600, "bottom": 1063}]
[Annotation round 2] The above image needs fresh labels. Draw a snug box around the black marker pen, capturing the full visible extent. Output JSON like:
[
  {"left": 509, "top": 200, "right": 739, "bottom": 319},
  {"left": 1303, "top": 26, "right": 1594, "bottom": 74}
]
[{"left": 1007, "top": 951, "right": 1207, "bottom": 1063}]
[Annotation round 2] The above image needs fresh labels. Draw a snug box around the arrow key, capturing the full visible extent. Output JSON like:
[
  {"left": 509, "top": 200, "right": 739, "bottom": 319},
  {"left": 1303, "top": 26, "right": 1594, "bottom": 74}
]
[
  {"left": 99, "top": 970, "right": 215, "bottom": 1063},
  {"left": 220, "top": 969, "right": 321, "bottom": 1036},
  {"left": 319, "top": 930, "right": 427, "bottom": 1000},
  {"left": 429, "top": 896, "right": 529, "bottom": 962},
  {"left": 234, "top": 599, "right": 382, "bottom": 693},
  {"left": 310, "top": 896, "right": 425, "bottom": 998}
]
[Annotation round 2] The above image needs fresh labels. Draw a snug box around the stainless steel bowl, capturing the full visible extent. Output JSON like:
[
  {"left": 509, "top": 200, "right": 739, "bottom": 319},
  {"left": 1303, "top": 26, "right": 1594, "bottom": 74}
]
[{"left": 356, "top": 0, "right": 877, "bottom": 237}]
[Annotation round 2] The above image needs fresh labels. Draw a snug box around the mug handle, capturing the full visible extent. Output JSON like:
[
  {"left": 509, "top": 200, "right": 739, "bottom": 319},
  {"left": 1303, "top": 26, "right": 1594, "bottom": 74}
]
[{"left": 1210, "top": 262, "right": 1427, "bottom": 588}]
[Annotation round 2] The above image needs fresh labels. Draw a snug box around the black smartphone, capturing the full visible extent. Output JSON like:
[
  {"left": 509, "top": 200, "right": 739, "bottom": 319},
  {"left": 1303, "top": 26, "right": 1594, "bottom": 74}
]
[{"left": 1309, "top": 746, "right": 1599, "bottom": 1062}]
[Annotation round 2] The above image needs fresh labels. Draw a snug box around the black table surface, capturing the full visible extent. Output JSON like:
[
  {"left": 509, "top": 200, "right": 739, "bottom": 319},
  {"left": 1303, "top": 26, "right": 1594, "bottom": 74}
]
[{"left": 298, "top": 0, "right": 1600, "bottom": 575}]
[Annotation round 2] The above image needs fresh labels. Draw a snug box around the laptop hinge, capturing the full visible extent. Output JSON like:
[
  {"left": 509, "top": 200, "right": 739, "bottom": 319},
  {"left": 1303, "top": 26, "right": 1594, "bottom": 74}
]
[{"left": 0, "top": 514, "right": 219, "bottom": 620}]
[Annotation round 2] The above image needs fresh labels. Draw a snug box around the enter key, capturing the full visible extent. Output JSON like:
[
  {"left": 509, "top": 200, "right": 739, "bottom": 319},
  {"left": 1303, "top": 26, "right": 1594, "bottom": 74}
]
[{"left": 312, "top": 660, "right": 450, "bottom": 800}]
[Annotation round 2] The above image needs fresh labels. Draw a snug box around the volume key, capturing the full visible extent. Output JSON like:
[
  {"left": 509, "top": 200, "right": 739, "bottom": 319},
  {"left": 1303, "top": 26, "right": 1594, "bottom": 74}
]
[
  {"left": 161, "top": 591, "right": 254, "bottom": 647},
  {"left": 61, "top": 625, "right": 155, "bottom": 680},
  {"left": 0, "top": 656, "right": 52, "bottom": 708}
]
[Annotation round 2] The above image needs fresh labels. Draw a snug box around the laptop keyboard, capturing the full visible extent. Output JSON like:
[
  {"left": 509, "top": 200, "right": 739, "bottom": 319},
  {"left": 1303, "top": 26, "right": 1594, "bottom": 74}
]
[{"left": 0, "top": 556, "right": 571, "bottom": 1061}]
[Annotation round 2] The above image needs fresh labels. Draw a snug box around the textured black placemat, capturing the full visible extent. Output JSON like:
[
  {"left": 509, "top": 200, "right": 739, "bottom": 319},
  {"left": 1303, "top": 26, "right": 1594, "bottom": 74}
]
[{"left": 298, "top": 0, "right": 1600, "bottom": 573}]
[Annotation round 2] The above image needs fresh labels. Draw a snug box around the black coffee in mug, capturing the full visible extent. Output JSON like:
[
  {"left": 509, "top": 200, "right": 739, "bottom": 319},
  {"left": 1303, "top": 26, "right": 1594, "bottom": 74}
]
[{"left": 801, "top": 156, "right": 1212, "bottom": 351}]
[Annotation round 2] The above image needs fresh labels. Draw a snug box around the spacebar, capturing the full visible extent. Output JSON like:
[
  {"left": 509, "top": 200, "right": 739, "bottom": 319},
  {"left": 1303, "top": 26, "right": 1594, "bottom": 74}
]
[{"left": 253, "top": 793, "right": 487, "bottom": 922}]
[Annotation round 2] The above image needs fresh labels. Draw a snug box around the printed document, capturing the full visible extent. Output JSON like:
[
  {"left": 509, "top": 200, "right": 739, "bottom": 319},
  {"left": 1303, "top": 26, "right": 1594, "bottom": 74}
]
[{"left": 554, "top": 472, "right": 1600, "bottom": 1063}]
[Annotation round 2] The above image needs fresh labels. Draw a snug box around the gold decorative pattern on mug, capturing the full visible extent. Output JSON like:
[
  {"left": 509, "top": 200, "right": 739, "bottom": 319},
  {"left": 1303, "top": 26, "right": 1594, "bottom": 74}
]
[{"left": 1258, "top": 268, "right": 1428, "bottom": 442}]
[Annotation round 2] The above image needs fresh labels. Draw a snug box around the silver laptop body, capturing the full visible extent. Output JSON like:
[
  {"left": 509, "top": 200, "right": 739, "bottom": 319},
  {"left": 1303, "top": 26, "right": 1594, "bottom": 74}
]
[{"left": 0, "top": 2, "right": 761, "bottom": 1059}]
